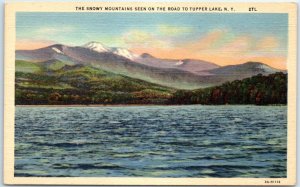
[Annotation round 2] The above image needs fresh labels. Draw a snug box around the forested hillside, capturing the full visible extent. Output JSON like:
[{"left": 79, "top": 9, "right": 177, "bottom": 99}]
[
  {"left": 15, "top": 60, "right": 174, "bottom": 105},
  {"left": 169, "top": 72, "right": 287, "bottom": 105},
  {"left": 15, "top": 60, "right": 287, "bottom": 105}
]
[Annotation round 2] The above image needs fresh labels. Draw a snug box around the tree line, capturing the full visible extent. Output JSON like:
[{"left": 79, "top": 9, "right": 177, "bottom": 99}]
[{"left": 15, "top": 72, "right": 287, "bottom": 105}]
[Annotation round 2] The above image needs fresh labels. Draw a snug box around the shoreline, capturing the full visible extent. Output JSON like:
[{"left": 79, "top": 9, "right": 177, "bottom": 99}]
[
  {"left": 16, "top": 104, "right": 173, "bottom": 107},
  {"left": 15, "top": 104, "right": 287, "bottom": 107}
]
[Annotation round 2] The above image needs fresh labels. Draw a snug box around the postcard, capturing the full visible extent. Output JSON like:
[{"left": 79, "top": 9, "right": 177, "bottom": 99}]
[{"left": 4, "top": 2, "right": 297, "bottom": 185}]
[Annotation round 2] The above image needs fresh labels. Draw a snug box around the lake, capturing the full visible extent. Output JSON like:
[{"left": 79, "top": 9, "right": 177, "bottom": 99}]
[{"left": 15, "top": 105, "right": 287, "bottom": 177}]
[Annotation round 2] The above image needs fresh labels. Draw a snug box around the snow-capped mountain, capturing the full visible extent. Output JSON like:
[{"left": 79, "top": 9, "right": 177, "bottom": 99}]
[
  {"left": 135, "top": 53, "right": 220, "bottom": 75},
  {"left": 15, "top": 42, "right": 285, "bottom": 89},
  {"left": 83, "top": 41, "right": 110, "bottom": 53},
  {"left": 82, "top": 42, "right": 138, "bottom": 61},
  {"left": 111, "top": 47, "right": 139, "bottom": 61}
]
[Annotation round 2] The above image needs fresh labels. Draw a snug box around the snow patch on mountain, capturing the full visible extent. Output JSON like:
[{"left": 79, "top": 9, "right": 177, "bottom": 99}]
[
  {"left": 52, "top": 47, "right": 64, "bottom": 54},
  {"left": 257, "top": 64, "right": 277, "bottom": 73},
  {"left": 82, "top": 42, "right": 138, "bottom": 60},
  {"left": 111, "top": 48, "right": 138, "bottom": 61},
  {"left": 175, "top": 60, "right": 184, "bottom": 66},
  {"left": 83, "top": 42, "right": 110, "bottom": 53}
]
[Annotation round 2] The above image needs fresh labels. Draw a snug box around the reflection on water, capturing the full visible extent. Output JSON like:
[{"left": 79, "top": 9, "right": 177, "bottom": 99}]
[{"left": 15, "top": 105, "right": 286, "bottom": 177}]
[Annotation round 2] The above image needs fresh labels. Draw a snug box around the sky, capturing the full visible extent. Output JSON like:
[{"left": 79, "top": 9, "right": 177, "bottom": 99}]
[{"left": 16, "top": 12, "right": 288, "bottom": 69}]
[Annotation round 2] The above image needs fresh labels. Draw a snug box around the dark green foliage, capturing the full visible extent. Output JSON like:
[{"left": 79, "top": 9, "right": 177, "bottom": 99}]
[{"left": 169, "top": 73, "right": 287, "bottom": 105}]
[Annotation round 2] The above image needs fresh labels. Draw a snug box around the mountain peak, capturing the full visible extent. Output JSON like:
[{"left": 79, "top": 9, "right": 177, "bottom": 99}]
[
  {"left": 243, "top": 61, "right": 280, "bottom": 73},
  {"left": 83, "top": 41, "right": 110, "bottom": 53},
  {"left": 111, "top": 47, "right": 138, "bottom": 61},
  {"left": 243, "top": 61, "right": 264, "bottom": 66},
  {"left": 242, "top": 61, "right": 272, "bottom": 69},
  {"left": 140, "top": 53, "right": 154, "bottom": 58},
  {"left": 82, "top": 42, "right": 139, "bottom": 60}
]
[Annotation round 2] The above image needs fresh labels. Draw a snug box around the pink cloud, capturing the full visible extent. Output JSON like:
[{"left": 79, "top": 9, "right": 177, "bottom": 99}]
[{"left": 16, "top": 39, "right": 55, "bottom": 50}]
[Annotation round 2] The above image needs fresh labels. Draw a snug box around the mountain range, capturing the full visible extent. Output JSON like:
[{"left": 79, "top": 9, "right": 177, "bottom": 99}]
[{"left": 16, "top": 42, "right": 285, "bottom": 89}]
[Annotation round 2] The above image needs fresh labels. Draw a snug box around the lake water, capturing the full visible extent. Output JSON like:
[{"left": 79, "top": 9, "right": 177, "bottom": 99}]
[{"left": 15, "top": 105, "right": 287, "bottom": 178}]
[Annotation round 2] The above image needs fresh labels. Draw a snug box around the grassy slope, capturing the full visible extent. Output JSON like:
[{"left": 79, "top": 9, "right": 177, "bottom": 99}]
[
  {"left": 16, "top": 60, "right": 42, "bottom": 73},
  {"left": 41, "top": 60, "right": 67, "bottom": 71}
]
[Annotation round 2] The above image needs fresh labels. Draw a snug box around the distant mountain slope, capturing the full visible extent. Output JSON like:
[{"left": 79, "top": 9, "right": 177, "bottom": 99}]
[
  {"left": 135, "top": 53, "right": 220, "bottom": 74},
  {"left": 16, "top": 44, "right": 219, "bottom": 89},
  {"left": 15, "top": 42, "right": 285, "bottom": 89},
  {"left": 16, "top": 44, "right": 77, "bottom": 65},
  {"left": 197, "top": 61, "right": 286, "bottom": 85},
  {"left": 208, "top": 62, "right": 284, "bottom": 76}
]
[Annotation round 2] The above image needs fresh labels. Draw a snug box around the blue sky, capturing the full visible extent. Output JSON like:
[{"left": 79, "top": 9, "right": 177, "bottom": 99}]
[{"left": 16, "top": 12, "right": 288, "bottom": 69}]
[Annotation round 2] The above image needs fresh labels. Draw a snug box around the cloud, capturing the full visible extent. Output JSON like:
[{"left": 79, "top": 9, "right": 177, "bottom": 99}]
[
  {"left": 16, "top": 39, "right": 55, "bottom": 50},
  {"left": 255, "top": 36, "right": 280, "bottom": 51},
  {"left": 124, "top": 29, "right": 286, "bottom": 69},
  {"left": 219, "top": 35, "right": 253, "bottom": 53},
  {"left": 17, "top": 26, "right": 286, "bottom": 69},
  {"left": 122, "top": 30, "right": 152, "bottom": 45},
  {"left": 157, "top": 24, "right": 193, "bottom": 36},
  {"left": 184, "top": 29, "right": 228, "bottom": 51},
  {"left": 122, "top": 29, "right": 172, "bottom": 49}
]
